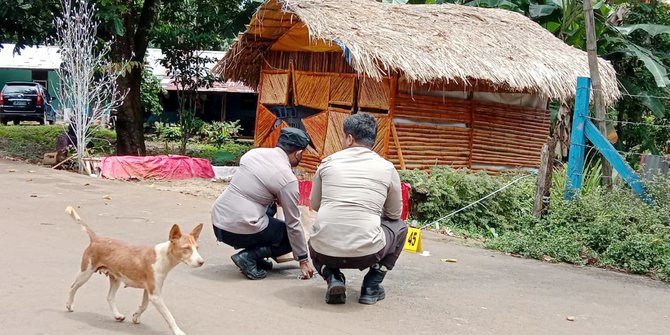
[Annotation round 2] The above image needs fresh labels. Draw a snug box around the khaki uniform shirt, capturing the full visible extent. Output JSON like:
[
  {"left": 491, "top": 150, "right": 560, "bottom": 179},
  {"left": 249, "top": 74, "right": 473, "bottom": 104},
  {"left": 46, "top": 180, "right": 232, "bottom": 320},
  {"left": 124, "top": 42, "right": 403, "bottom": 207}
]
[
  {"left": 309, "top": 147, "right": 403, "bottom": 258},
  {"left": 211, "top": 147, "right": 308, "bottom": 260}
]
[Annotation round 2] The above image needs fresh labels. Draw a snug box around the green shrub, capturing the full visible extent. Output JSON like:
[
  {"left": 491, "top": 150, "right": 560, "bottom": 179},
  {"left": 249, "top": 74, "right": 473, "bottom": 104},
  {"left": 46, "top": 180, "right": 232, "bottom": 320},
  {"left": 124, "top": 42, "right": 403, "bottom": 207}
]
[
  {"left": 200, "top": 120, "right": 242, "bottom": 148},
  {"left": 401, "top": 165, "right": 670, "bottom": 282},
  {"left": 186, "top": 143, "right": 251, "bottom": 166},
  {"left": 400, "top": 167, "right": 535, "bottom": 237},
  {"left": 155, "top": 122, "right": 182, "bottom": 142},
  {"left": 487, "top": 183, "right": 670, "bottom": 281}
]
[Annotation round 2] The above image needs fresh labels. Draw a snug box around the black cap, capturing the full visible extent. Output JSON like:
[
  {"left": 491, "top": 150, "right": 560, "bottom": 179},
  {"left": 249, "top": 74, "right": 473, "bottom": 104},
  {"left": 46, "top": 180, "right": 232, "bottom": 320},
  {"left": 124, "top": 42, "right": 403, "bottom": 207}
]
[{"left": 277, "top": 128, "right": 310, "bottom": 149}]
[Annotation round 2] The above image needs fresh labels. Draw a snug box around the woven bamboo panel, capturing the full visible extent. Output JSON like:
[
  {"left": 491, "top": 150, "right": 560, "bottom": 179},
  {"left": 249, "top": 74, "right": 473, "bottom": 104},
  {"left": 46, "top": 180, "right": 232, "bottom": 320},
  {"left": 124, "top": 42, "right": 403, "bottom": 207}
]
[
  {"left": 364, "top": 113, "right": 390, "bottom": 156},
  {"left": 254, "top": 105, "right": 278, "bottom": 147},
  {"left": 260, "top": 121, "right": 289, "bottom": 148},
  {"left": 359, "top": 78, "right": 390, "bottom": 110},
  {"left": 322, "top": 111, "right": 349, "bottom": 158},
  {"left": 298, "top": 150, "right": 321, "bottom": 173},
  {"left": 471, "top": 103, "right": 550, "bottom": 168},
  {"left": 387, "top": 122, "right": 471, "bottom": 170},
  {"left": 266, "top": 51, "right": 356, "bottom": 74},
  {"left": 259, "top": 71, "right": 290, "bottom": 105},
  {"left": 329, "top": 74, "right": 355, "bottom": 106},
  {"left": 302, "top": 111, "right": 329, "bottom": 155},
  {"left": 398, "top": 76, "right": 533, "bottom": 95},
  {"left": 294, "top": 71, "right": 330, "bottom": 110},
  {"left": 395, "top": 94, "right": 471, "bottom": 124}
]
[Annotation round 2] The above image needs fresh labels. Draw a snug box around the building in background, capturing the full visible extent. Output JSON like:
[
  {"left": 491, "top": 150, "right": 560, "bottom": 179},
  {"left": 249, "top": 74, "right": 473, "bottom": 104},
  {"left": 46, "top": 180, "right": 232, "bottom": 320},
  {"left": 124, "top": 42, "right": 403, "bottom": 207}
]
[{"left": 0, "top": 44, "right": 257, "bottom": 137}]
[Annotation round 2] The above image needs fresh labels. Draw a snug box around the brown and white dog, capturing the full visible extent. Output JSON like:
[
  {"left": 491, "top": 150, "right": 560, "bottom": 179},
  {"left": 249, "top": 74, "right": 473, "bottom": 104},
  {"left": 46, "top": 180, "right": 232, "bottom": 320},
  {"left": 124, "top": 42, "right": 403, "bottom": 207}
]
[{"left": 64, "top": 206, "right": 204, "bottom": 335}]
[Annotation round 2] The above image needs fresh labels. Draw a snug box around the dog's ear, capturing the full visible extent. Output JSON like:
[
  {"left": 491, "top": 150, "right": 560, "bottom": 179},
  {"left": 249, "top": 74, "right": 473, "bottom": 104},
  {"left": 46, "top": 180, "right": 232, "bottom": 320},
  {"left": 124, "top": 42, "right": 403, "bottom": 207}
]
[
  {"left": 190, "top": 223, "right": 204, "bottom": 240},
  {"left": 169, "top": 224, "right": 182, "bottom": 240}
]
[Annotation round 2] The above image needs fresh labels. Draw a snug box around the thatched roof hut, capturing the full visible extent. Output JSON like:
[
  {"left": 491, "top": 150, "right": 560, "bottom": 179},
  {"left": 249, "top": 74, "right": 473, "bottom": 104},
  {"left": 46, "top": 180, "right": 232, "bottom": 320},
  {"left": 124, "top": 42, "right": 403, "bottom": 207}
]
[{"left": 214, "top": 0, "right": 620, "bottom": 173}]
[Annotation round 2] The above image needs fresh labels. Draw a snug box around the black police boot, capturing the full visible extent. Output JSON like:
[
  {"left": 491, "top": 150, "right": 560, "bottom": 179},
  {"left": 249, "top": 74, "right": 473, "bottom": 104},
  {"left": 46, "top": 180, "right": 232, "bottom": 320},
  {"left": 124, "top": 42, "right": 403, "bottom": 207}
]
[
  {"left": 359, "top": 263, "right": 387, "bottom": 305},
  {"left": 231, "top": 248, "right": 268, "bottom": 280},
  {"left": 320, "top": 266, "right": 346, "bottom": 304},
  {"left": 255, "top": 246, "right": 273, "bottom": 271}
]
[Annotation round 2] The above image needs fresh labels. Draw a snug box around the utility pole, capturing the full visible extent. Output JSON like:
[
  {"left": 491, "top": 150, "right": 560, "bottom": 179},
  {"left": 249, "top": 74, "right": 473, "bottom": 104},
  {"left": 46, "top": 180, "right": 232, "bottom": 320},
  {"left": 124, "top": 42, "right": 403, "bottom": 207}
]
[{"left": 583, "top": 0, "right": 613, "bottom": 188}]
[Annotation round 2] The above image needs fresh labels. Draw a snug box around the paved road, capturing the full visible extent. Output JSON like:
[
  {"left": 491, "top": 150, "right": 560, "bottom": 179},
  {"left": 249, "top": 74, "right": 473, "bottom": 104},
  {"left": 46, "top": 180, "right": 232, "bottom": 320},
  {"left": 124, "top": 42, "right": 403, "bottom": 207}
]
[{"left": 1, "top": 158, "right": 669, "bottom": 335}]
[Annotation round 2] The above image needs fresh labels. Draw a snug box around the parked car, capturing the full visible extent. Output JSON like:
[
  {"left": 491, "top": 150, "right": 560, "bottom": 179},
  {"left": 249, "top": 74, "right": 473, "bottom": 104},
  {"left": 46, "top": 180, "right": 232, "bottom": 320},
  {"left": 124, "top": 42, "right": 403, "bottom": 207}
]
[{"left": 0, "top": 82, "right": 56, "bottom": 125}]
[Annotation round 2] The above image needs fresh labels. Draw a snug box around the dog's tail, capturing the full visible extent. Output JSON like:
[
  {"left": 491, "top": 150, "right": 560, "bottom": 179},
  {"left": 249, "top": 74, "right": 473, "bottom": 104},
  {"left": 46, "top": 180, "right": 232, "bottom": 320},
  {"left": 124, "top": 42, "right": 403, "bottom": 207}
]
[{"left": 65, "top": 206, "right": 96, "bottom": 241}]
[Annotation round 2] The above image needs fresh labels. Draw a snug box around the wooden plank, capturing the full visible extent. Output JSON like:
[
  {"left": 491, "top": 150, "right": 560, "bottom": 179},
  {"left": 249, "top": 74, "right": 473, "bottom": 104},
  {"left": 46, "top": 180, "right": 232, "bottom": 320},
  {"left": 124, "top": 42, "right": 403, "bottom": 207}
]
[
  {"left": 468, "top": 104, "right": 474, "bottom": 168},
  {"left": 385, "top": 75, "right": 398, "bottom": 159},
  {"left": 391, "top": 123, "right": 405, "bottom": 170}
]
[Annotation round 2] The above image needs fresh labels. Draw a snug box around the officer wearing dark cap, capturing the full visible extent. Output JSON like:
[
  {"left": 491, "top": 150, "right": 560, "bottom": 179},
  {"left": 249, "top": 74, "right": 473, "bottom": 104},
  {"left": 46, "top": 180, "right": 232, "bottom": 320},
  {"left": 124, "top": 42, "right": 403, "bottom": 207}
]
[{"left": 211, "top": 127, "right": 315, "bottom": 280}]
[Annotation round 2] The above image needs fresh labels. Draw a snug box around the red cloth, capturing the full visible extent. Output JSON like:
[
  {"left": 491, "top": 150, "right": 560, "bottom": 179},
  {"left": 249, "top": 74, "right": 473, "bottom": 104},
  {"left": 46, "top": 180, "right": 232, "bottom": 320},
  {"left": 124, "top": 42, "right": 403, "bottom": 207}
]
[
  {"left": 297, "top": 180, "right": 411, "bottom": 220},
  {"left": 401, "top": 182, "right": 411, "bottom": 221},
  {"left": 100, "top": 155, "right": 215, "bottom": 180}
]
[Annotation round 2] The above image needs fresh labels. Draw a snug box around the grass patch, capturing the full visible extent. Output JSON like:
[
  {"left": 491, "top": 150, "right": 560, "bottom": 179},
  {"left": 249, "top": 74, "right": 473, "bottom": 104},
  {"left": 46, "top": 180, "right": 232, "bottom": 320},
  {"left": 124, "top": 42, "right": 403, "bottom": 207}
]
[{"left": 0, "top": 125, "right": 116, "bottom": 162}]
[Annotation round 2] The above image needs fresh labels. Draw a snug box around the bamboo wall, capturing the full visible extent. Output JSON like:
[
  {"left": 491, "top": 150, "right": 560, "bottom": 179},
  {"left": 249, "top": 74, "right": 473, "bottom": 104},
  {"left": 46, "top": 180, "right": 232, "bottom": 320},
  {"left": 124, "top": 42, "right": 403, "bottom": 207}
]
[
  {"left": 254, "top": 51, "right": 550, "bottom": 174},
  {"left": 388, "top": 93, "right": 550, "bottom": 172}
]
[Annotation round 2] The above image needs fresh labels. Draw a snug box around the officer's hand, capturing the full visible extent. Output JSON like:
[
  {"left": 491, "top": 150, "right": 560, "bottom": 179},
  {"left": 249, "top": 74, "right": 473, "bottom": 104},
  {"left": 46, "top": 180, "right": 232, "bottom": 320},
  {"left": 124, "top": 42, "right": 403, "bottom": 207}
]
[{"left": 299, "top": 261, "right": 314, "bottom": 279}]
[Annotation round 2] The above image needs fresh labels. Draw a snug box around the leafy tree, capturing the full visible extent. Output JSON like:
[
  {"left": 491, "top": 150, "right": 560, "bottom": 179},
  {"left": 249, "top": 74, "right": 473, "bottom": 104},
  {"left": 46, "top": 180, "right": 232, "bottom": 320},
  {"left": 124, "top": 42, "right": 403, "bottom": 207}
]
[
  {"left": 0, "top": 0, "right": 59, "bottom": 53},
  {"left": 1, "top": 0, "right": 261, "bottom": 156},
  {"left": 380, "top": 0, "right": 670, "bottom": 160},
  {"left": 140, "top": 67, "right": 166, "bottom": 116}
]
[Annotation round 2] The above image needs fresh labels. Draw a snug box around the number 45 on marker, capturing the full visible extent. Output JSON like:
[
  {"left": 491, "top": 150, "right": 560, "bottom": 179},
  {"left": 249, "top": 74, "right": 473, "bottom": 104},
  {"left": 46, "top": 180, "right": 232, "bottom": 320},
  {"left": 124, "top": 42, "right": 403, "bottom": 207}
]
[{"left": 404, "top": 227, "right": 422, "bottom": 253}]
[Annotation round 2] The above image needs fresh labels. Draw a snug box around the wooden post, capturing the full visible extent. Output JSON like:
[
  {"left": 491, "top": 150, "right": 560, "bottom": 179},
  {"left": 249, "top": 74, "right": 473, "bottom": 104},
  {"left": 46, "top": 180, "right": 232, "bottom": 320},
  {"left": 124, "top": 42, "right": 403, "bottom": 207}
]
[
  {"left": 533, "top": 137, "right": 556, "bottom": 218},
  {"left": 467, "top": 102, "right": 474, "bottom": 169},
  {"left": 391, "top": 123, "right": 405, "bottom": 170},
  {"left": 584, "top": 0, "right": 612, "bottom": 188},
  {"left": 383, "top": 75, "right": 398, "bottom": 159},
  {"left": 565, "top": 77, "right": 590, "bottom": 200}
]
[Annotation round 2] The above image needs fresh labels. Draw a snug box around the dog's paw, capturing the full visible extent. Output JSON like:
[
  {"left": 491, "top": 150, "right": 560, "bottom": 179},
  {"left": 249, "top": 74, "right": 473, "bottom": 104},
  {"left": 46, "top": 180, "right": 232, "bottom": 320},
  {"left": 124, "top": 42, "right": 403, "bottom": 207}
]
[
  {"left": 131, "top": 313, "right": 141, "bottom": 324},
  {"left": 172, "top": 330, "right": 186, "bottom": 335},
  {"left": 66, "top": 303, "right": 74, "bottom": 312},
  {"left": 114, "top": 314, "right": 126, "bottom": 322}
]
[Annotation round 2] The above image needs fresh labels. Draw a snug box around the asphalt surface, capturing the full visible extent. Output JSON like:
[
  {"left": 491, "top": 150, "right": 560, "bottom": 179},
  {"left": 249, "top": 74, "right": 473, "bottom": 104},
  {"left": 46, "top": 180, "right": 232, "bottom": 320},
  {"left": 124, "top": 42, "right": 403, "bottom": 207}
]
[{"left": 1, "top": 158, "right": 669, "bottom": 335}]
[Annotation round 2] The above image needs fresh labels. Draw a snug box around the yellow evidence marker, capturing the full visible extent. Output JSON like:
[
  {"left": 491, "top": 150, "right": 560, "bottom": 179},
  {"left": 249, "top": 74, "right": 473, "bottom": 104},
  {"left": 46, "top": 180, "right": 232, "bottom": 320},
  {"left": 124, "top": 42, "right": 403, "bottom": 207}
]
[{"left": 404, "top": 227, "right": 422, "bottom": 253}]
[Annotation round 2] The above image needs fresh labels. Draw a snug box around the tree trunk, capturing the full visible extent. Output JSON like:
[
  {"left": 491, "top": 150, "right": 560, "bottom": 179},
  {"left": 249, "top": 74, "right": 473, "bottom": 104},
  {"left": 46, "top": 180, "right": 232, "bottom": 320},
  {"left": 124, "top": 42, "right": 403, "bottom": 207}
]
[
  {"left": 584, "top": 0, "right": 613, "bottom": 188},
  {"left": 112, "top": 0, "right": 161, "bottom": 156},
  {"left": 116, "top": 67, "right": 146, "bottom": 155}
]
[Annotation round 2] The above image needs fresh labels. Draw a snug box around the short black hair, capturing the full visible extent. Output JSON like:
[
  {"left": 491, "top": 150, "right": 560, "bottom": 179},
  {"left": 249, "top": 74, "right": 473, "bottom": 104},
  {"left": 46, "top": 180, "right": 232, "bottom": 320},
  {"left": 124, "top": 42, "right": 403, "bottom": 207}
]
[{"left": 343, "top": 113, "right": 377, "bottom": 148}]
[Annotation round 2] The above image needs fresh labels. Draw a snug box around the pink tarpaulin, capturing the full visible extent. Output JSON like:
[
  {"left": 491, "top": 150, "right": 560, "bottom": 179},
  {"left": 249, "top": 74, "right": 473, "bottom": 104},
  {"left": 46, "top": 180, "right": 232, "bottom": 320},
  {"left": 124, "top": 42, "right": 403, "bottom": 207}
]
[
  {"left": 297, "top": 180, "right": 411, "bottom": 220},
  {"left": 100, "top": 155, "right": 215, "bottom": 180}
]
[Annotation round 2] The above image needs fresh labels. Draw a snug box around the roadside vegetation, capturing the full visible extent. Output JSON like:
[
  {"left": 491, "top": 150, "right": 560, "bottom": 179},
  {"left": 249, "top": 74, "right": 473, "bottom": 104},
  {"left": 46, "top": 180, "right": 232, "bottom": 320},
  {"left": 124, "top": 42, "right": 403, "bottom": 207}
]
[
  {"left": 401, "top": 166, "right": 670, "bottom": 282},
  {"left": 0, "top": 124, "right": 250, "bottom": 166}
]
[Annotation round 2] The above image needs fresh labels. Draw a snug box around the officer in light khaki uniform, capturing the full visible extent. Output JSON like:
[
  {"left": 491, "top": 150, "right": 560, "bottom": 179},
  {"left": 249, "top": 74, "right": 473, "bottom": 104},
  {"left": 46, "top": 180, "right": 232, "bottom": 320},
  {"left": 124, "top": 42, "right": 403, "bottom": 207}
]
[
  {"left": 212, "top": 128, "right": 315, "bottom": 280},
  {"left": 309, "top": 113, "right": 408, "bottom": 305}
]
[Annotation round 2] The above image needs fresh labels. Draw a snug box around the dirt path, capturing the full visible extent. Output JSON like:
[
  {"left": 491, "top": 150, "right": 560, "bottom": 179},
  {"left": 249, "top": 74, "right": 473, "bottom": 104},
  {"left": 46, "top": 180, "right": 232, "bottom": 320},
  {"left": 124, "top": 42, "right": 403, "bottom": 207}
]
[{"left": 1, "top": 158, "right": 669, "bottom": 335}]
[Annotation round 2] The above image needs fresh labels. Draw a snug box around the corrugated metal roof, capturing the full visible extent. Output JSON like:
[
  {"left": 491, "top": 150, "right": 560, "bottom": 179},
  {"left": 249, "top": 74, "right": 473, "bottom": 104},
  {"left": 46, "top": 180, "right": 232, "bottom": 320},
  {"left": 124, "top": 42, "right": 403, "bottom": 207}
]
[
  {"left": 145, "top": 48, "right": 254, "bottom": 93},
  {"left": 0, "top": 44, "right": 61, "bottom": 70},
  {"left": 0, "top": 44, "right": 254, "bottom": 93}
]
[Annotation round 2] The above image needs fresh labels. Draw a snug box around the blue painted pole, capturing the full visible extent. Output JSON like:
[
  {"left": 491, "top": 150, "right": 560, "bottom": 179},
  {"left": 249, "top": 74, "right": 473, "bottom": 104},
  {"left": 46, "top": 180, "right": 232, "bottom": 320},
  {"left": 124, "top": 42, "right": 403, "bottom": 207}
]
[
  {"left": 565, "top": 77, "right": 590, "bottom": 200},
  {"left": 584, "top": 122, "right": 647, "bottom": 198}
]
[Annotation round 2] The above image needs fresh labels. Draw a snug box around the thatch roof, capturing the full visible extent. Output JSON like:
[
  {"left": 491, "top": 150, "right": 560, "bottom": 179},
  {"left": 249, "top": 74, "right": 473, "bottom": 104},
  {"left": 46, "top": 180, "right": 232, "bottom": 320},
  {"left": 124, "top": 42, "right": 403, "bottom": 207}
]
[{"left": 214, "top": 0, "right": 620, "bottom": 103}]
